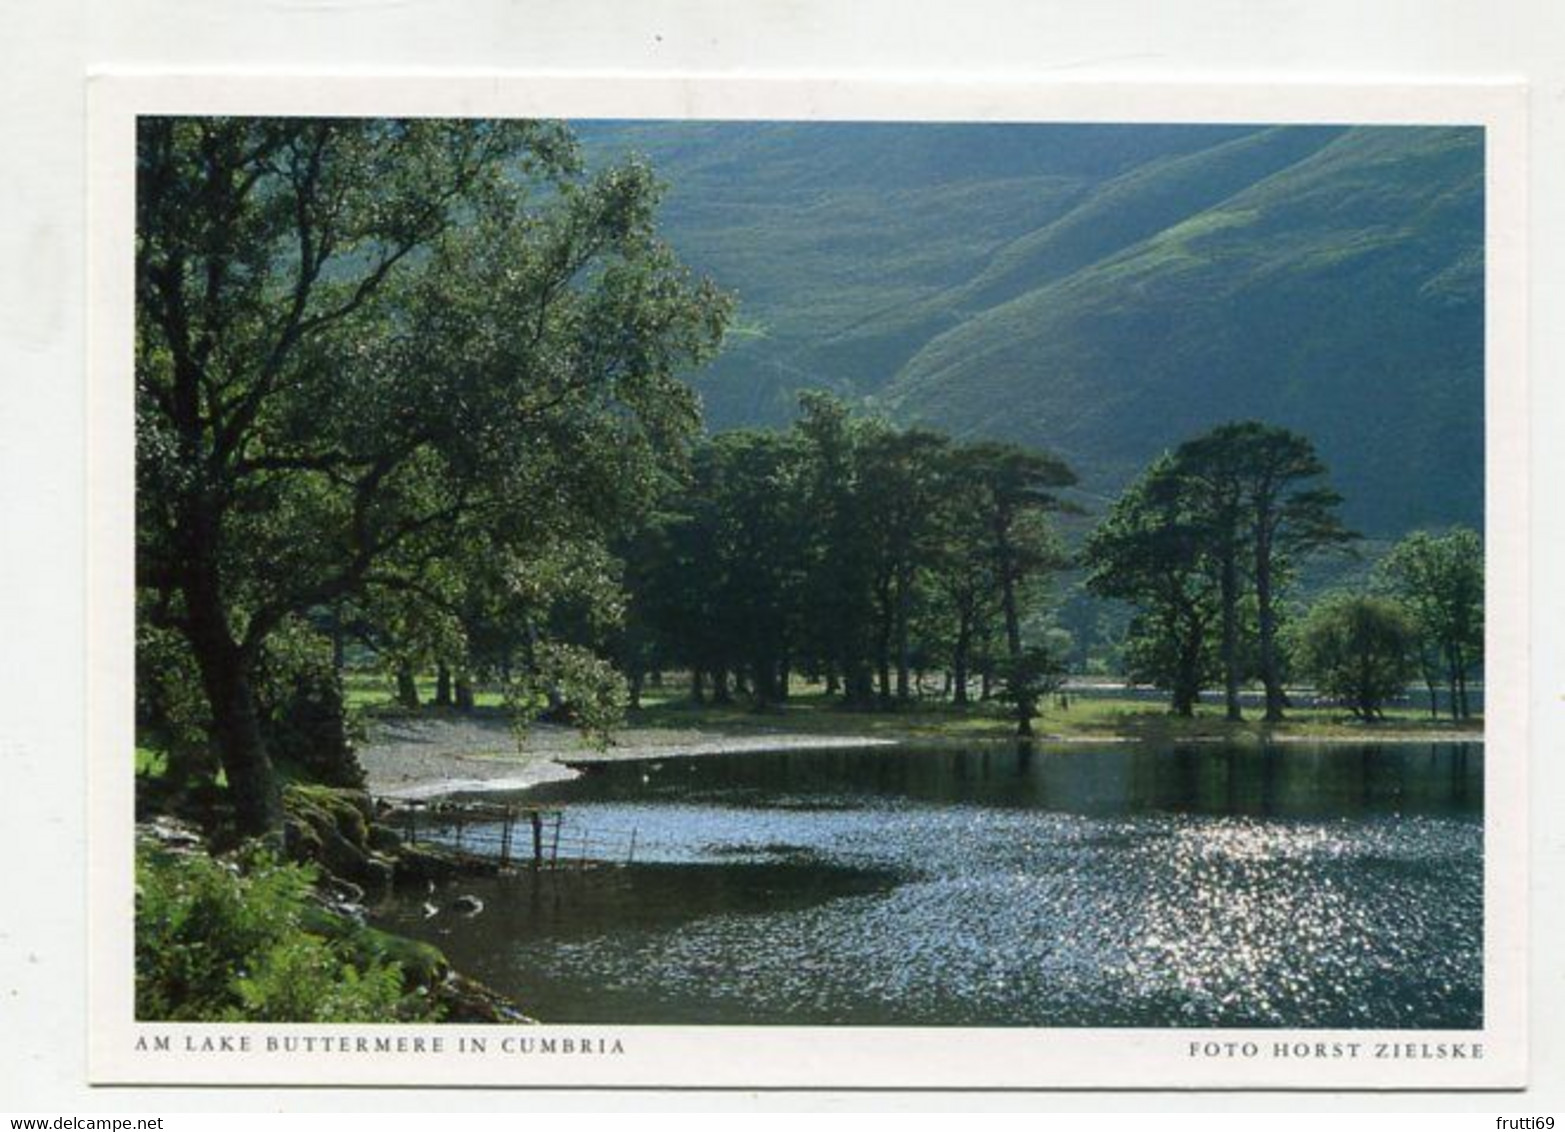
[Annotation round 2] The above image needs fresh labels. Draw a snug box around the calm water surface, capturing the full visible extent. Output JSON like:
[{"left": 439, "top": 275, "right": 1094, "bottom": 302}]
[{"left": 373, "top": 742, "right": 1482, "bottom": 1028}]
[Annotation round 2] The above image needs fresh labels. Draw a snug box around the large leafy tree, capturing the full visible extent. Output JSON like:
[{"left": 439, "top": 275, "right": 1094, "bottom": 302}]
[
  {"left": 1296, "top": 593, "right": 1419, "bottom": 721},
  {"left": 701, "top": 430, "right": 812, "bottom": 707},
  {"left": 792, "top": 392, "right": 878, "bottom": 704},
  {"left": 136, "top": 118, "right": 729, "bottom": 833},
  {"left": 1375, "top": 527, "right": 1483, "bottom": 719},
  {"left": 626, "top": 432, "right": 810, "bottom": 708},
  {"left": 1164, "top": 430, "right": 1248, "bottom": 720},
  {"left": 618, "top": 398, "right": 1075, "bottom": 723},
  {"left": 1172, "top": 421, "right": 1355, "bottom": 721},
  {"left": 954, "top": 442, "right": 1075, "bottom": 735},
  {"left": 925, "top": 452, "right": 1001, "bottom": 707},
  {"left": 857, "top": 427, "right": 950, "bottom": 706},
  {"left": 1084, "top": 455, "right": 1220, "bottom": 716}
]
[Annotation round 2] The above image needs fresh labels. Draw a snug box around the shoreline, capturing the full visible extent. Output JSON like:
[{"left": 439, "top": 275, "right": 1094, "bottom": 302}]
[
  {"left": 359, "top": 712, "right": 1481, "bottom": 803},
  {"left": 371, "top": 734, "right": 899, "bottom": 801},
  {"left": 361, "top": 715, "right": 901, "bottom": 801}
]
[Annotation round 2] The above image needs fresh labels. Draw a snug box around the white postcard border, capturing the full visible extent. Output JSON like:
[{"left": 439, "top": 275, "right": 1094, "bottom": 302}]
[{"left": 86, "top": 73, "right": 1530, "bottom": 1089}]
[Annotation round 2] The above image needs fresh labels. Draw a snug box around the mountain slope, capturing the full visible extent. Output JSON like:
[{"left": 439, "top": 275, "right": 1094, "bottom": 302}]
[
  {"left": 579, "top": 121, "right": 1484, "bottom": 536},
  {"left": 882, "top": 126, "right": 1483, "bottom": 533}
]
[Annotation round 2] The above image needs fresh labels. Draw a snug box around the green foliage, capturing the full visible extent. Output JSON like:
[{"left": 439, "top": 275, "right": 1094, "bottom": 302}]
[
  {"left": 1295, "top": 593, "right": 1419, "bottom": 720},
  {"left": 1085, "top": 423, "right": 1355, "bottom": 720},
  {"left": 135, "top": 842, "right": 438, "bottom": 1022},
  {"left": 621, "top": 427, "right": 816, "bottom": 707},
  {"left": 138, "top": 614, "right": 357, "bottom": 799},
  {"left": 789, "top": 394, "right": 884, "bottom": 703},
  {"left": 135, "top": 613, "right": 218, "bottom": 789},
  {"left": 253, "top": 620, "right": 361, "bottom": 788},
  {"left": 619, "top": 393, "right": 1076, "bottom": 718},
  {"left": 993, "top": 645, "right": 1069, "bottom": 709},
  {"left": 1374, "top": 527, "right": 1483, "bottom": 719},
  {"left": 135, "top": 746, "right": 168, "bottom": 780},
  {"left": 1170, "top": 420, "right": 1356, "bottom": 720},
  {"left": 136, "top": 116, "right": 730, "bottom": 832},
  {"left": 1084, "top": 454, "right": 1220, "bottom": 714},
  {"left": 231, "top": 935, "right": 407, "bottom": 1023},
  {"left": 507, "top": 641, "right": 629, "bottom": 748}
]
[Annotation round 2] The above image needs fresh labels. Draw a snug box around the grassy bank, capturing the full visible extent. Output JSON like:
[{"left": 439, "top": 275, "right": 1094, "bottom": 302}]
[
  {"left": 343, "top": 671, "right": 506, "bottom": 711},
  {"left": 342, "top": 669, "right": 1481, "bottom": 748},
  {"left": 625, "top": 686, "right": 1481, "bottom": 745}
]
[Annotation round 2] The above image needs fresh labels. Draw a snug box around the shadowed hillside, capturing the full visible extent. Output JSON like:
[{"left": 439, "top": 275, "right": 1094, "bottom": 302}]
[{"left": 580, "top": 121, "right": 1483, "bottom": 535}]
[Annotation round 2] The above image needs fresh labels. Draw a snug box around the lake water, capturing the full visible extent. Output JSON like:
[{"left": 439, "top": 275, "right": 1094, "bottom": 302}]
[{"left": 372, "top": 742, "right": 1483, "bottom": 1028}]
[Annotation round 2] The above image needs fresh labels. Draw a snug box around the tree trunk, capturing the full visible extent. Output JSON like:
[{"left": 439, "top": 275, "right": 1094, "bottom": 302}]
[
  {"left": 434, "top": 662, "right": 452, "bottom": 707},
  {"left": 952, "top": 612, "right": 972, "bottom": 707},
  {"left": 204, "top": 658, "right": 281, "bottom": 836},
  {"left": 1219, "top": 548, "right": 1243, "bottom": 721},
  {"left": 875, "top": 632, "right": 892, "bottom": 707},
  {"left": 1455, "top": 646, "right": 1470, "bottom": 720},
  {"left": 874, "top": 578, "right": 894, "bottom": 707},
  {"left": 999, "top": 563, "right": 1033, "bottom": 737},
  {"left": 330, "top": 604, "right": 345, "bottom": 673},
  {"left": 748, "top": 658, "right": 775, "bottom": 708},
  {"left": 1422, "top": 660, "right": 1440, "bottom": 720},
  {"left": 1169, "top": 609, "right": 1202, "bottom": 717},
  {"left": 395, "top": 661, "right": 420, "bottom": 710},
  {"left": 846, "top": 663, "right": 874, "bottom": 706},
  {"left": 894, "top": 569, "right": 913, "bottom": 702},
  {"left": 1254, "top": 529, "right": 1285, "bottom": 723},
  {"left": 1446, "top": 645, "right": 1461, "bottom": 721},
  {"left": 1000, "top": 577, "right": 1022, "bottom": 662},
  {"left": 691, "top": 667, "right": 706, "bottom": 705},
  {"left": 1355, "top": 641, "right": 1374, "bottom": 720},
  {"left": 454, "top": 674, "right": 475, "bottom": 712},
  {"left": 1172, "top": 638, "right": 1199, "bottom": 718},
  {"left": 185, "top": 584, "right": 281, "bottom": 836}
]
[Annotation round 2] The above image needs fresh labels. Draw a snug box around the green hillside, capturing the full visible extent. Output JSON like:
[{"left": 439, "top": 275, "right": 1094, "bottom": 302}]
[{"left": 579, "top": 121, "right": 1484, "bottom": 536}]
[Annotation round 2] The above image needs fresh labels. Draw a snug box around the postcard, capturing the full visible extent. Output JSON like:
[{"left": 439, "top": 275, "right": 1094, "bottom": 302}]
[{"left": 86, "top": 74, "right": 1528, "bottom": 1088}]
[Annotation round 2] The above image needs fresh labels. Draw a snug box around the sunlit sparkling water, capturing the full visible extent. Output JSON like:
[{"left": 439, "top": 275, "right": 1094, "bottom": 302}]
[{"left": 374, "top": 743, "right": 1481, "bottom": 1028}]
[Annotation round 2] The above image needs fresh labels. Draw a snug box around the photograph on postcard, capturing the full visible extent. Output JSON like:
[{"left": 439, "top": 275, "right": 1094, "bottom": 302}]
[{"left": 94, "top": 79, "right": 1525, "bottom": 1087}]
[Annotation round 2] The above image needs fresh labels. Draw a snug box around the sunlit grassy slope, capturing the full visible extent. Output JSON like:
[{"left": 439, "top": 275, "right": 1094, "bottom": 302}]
[{"left": 578, "top": 122, "right": 1483, "bottom": 537}]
